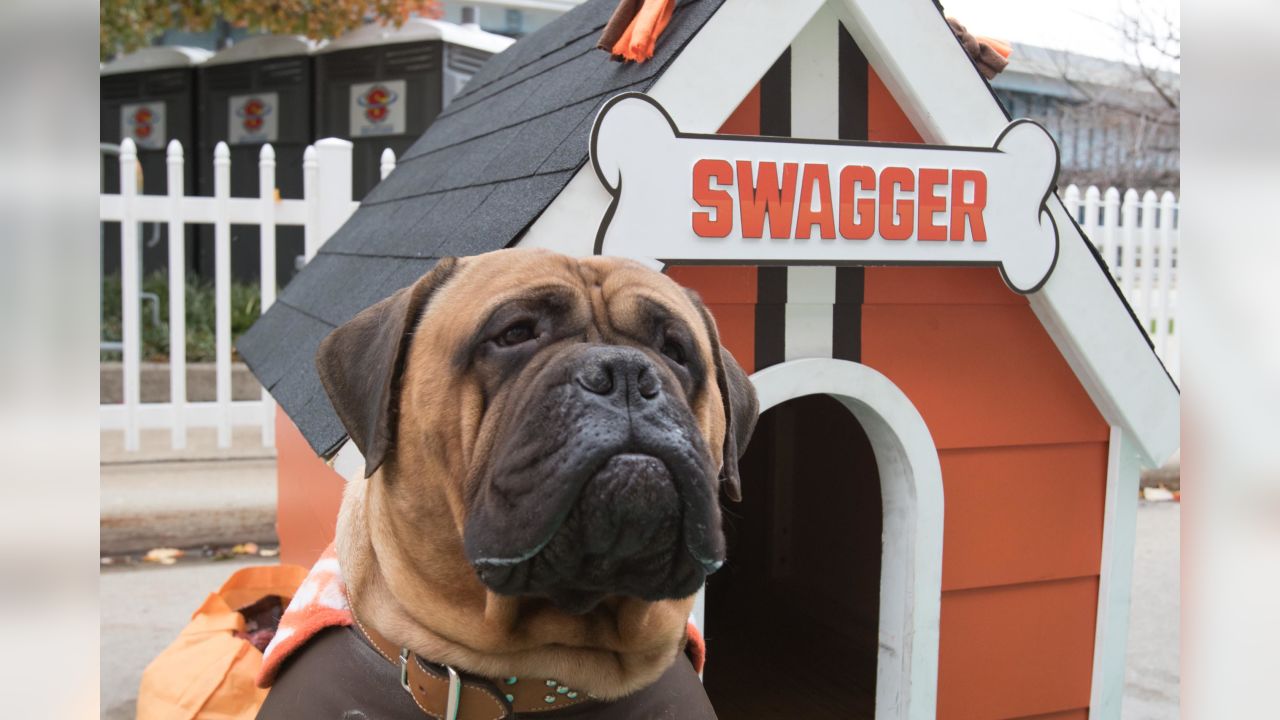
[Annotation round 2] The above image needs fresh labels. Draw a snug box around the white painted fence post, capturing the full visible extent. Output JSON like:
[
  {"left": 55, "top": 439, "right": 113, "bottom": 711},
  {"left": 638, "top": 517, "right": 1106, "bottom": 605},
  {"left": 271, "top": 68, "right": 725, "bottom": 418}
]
[
  {"left": 166, "top": 140, "right": 187, "bottom": 449},
  {"left": 1102, "top": 187, "right": 1120, "bottom": 275},
  {"left": 1138, "top": 190, "right": 1159, "bottom": 331},
  {"left": 1063, "top": 184, "right": 1080, "bottom": 226},
  {"left": 314, "top": 138, "right": 354, "bottom": 245},
  {"left": 380, "top": 148, "right": 397, "bottom": 181},
  {"left": 303, "top": 145, "right": 319, "bottom": 262},
  {"left": 259, "top": 144, "right": 278, "bottom": 448},
  {"left": 119, "top": 138, "right": 141, "bottom": 452},
  {"left": 214, "top": 142, "right": 232, "bottom": 449},
  {"left": 1157, "top": 191, "right": 1178, "bottom": 372},
  {"left": 1084, "top": 186, "right": 1101, "bottom": 251},
  {"left": 1119, "top": 189, "right": 1140, "bottom": 301}
]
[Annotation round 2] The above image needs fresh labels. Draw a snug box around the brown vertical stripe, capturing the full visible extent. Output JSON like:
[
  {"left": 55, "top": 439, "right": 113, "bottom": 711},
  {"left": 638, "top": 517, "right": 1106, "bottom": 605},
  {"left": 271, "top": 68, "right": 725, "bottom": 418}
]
[
  {"left": 759, "top": 47, "right": 791, "bottom": 138},
  {"left": 838, "top": 24, "right": 869, "bottom": 141},
  {"left": 836, "top": 23, "right": 869, "bottom": 363},
  {"left": 755, "top": 267, "right": 787, "bottom": 370},
  {"left": 834, "top": 267, "right": 863, "bottom": 362},
  {"left": 753, "top": 48, "right": 793, "bottom": 369}
]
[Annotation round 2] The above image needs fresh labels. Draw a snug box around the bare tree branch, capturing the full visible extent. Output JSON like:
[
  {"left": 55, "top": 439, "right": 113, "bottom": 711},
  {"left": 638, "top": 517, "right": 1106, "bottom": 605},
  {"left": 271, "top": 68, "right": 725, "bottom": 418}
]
[{"left": 1012, "top": 0, "right": 1179, "bottom": 190}]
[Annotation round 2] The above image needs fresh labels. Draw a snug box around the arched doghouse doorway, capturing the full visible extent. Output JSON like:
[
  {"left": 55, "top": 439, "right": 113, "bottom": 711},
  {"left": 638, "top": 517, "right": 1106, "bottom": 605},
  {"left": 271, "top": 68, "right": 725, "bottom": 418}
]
[{"left": 700, "top": 359, "right": 943, "bottom": 720}]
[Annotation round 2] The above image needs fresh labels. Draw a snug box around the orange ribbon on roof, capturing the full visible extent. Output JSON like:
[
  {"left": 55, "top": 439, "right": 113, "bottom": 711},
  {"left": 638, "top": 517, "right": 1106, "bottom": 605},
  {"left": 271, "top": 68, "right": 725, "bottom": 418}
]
[
  {"left": 978, "top": 35, "right": 1013, "bottom": 61},
  {"left": 947, "top": 17, "right": 1013, "bottom": 79},
  {"left": 598, "top": 0, "right": 675, "bottom": 63}
]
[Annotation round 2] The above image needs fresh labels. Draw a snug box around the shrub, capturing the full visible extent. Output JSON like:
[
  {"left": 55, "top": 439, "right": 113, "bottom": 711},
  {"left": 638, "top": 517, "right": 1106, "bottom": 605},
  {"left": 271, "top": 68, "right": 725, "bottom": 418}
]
[{"left": 100, "top": 273, "right": 265, "bottom": 362}]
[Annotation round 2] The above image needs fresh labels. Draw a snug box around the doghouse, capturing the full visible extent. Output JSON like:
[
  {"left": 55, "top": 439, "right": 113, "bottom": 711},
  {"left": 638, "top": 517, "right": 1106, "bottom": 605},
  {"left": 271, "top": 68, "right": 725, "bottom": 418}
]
[{"left": 238, "top": 1, "right": 1180, "bottom": 719}]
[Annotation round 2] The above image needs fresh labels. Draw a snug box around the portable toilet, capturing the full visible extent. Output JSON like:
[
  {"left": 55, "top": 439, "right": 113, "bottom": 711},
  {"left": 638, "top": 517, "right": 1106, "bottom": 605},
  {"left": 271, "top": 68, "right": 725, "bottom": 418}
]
[
  {"left": 197, "top": 35, "right": 317, "bottom": 287},
  {"left": 313, "top": 18, "right": 513, "bottom": 198},
  {"left": 100, "top": 46, "right": 211, "bottom": 278}
]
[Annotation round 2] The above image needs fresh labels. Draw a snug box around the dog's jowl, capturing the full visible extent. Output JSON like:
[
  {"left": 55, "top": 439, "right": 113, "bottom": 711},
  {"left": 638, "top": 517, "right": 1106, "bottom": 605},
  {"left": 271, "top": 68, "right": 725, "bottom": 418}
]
[{"left": 258, "top": 248, "right": 757, "bottom": 719}]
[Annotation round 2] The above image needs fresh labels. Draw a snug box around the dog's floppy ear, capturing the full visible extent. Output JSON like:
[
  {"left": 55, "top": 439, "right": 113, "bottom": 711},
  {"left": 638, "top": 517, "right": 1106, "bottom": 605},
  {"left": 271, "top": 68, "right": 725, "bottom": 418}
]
[
  {"left": 687, "top": 290, "right": 759, "bottom": 502},
  {"left": 316, "top": 257, "right": 458, "bottom": 478}
]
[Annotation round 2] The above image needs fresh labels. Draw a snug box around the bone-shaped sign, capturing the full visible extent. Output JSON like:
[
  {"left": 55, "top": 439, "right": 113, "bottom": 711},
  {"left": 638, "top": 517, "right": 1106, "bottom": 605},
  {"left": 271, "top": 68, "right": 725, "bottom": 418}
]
[{"left": 590, "top": 92, "right": 1061, "bottom": 293}]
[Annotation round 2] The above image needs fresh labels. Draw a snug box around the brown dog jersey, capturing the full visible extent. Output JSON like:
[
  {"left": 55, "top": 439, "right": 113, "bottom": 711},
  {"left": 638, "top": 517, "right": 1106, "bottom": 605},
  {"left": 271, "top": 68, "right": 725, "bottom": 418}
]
[{"left": 258, "top": 626, "right": 717, "bottom": 719}]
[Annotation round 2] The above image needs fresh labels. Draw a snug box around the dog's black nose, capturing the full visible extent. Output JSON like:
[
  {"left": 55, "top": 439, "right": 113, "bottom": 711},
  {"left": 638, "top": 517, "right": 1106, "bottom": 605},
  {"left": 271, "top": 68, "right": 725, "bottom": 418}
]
[{"left": 575, "top": 347, "right": 661, "bottom": 402}]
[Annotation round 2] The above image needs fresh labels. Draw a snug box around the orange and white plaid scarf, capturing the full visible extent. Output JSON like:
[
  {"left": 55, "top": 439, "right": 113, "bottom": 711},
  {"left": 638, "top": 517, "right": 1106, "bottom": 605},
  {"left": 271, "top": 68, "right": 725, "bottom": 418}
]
[{"left": 257, "top": 544, "right": 706, "bottom": 688}]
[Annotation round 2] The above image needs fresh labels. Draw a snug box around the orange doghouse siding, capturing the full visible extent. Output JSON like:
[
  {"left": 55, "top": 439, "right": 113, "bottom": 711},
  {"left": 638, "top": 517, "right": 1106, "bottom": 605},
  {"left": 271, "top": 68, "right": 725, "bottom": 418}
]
[
  {"left": 275, "top": 407, "right": 345, "bottom": 568},
  {"left": 864, "top": 67, "right": 1109, "bottom": 719},
  {"left": 668, "top": 63, "right": 1112, "bottom": 720}
]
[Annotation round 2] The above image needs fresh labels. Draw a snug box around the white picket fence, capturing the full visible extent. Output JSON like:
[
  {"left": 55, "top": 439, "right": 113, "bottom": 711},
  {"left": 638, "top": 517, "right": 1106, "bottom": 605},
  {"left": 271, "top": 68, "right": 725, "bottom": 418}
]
[
  {"left": 101, "top": 147, "right": 1178, "bottom": 453},
  {"left": 100, "top": 137, "right": 399, "bottom": 452},
  {"left": 1062, "top": 185, "right": 1180, "bottom": 380}
]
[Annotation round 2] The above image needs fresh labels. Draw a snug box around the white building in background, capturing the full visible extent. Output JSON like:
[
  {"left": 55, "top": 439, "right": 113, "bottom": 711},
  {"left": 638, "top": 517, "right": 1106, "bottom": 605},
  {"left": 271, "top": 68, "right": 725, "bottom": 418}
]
[
  {"left": 991, "top": 43, "right": 1180, "bottom": 191},
  {"left": 437, "top": 0, "right": 587, "bottom": 38}
]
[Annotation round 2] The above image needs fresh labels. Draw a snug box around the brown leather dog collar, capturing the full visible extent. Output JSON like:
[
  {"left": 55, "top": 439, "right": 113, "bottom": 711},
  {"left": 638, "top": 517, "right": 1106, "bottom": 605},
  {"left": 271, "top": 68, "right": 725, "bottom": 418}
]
[{"left": 351, "top": 611, "right": 594, "bottom": 720}]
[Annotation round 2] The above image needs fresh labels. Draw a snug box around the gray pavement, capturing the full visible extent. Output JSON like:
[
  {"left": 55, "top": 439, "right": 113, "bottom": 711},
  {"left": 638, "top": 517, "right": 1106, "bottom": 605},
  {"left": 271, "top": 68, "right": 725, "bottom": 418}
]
[
  {"left": 1122, "top": 501, "right": 1181, "bottom": 719},
  {"left": 102, "top": 426, "right": 275, "bottom": 465},
  {"left": 100, "top": 427, "right": 277, "bottom": 555},
  {"left": 100, "top": 457, "right": 277, "bottom": 555}
]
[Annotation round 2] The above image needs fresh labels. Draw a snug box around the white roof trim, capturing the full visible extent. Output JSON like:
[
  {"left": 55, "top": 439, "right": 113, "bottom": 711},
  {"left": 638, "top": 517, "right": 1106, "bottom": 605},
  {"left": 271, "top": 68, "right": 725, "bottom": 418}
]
[
  {"left": 317, "top": 18, "right": 514, "bottom": 55},
  {"left": 101, "top": 46, "right": 213, "bottom": 75},
  {"left": 204, "top": 35, "right": 319, "bottom": 66},
  {"left": 519, "top": 0, "right": 1179, "bottom": 467}
]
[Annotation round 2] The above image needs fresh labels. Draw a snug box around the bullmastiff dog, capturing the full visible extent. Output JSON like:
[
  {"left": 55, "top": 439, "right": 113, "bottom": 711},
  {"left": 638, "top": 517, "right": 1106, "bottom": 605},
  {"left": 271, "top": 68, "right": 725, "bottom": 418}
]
[{"left": 259, "top": 248, "right": 757, "bottom": 719}]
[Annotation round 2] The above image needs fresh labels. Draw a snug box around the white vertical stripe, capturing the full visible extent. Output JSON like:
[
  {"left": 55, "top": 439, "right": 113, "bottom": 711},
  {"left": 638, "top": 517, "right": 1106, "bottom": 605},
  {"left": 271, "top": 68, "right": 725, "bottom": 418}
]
[
  {"left": 786, "top": 265, "right": 838, "bottom": 303},
  {"left": 790, "top": 3, "right": 840, "bottom": 139},
  {"left": 785, "top": 266, "right": 836, "bottom": 360},
  {"left": 787, "top": 10, "right": 840, "bottom": 364}
]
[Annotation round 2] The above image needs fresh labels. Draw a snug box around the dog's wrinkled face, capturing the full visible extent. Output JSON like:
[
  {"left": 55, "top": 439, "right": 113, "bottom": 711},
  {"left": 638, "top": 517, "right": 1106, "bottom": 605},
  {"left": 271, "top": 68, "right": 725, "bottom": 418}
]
[{"left": 317, "top": 248, "right": 756, "bottom": 615}]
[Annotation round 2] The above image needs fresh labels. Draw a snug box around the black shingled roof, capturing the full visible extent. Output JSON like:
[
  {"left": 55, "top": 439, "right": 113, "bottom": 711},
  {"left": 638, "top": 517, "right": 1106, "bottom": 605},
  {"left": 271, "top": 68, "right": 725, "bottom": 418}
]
[{"left": 237, "top": 0, "right": 729, "bottom": 458}]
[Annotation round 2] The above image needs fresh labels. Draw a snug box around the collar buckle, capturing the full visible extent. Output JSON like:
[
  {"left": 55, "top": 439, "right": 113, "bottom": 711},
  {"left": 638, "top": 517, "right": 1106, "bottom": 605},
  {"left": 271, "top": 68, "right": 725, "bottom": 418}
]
[
  {"left": 444, "top": 665, "right": 462, "bottom": 720},
  {"left": 398, "top": 647, "right": 411, "bottom": 691},
  {"left": 399, "top": 647, "right": 462, "bottom": 720}
]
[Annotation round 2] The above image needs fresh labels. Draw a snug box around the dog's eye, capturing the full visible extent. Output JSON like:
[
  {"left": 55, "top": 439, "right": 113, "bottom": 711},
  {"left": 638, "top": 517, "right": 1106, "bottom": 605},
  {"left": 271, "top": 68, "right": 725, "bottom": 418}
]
[
  {"left": 660, "top": 338, "right": 687, "bottom": 365},
  {"left": 496, "top": 322, "right": 537, "bottom": 347}
]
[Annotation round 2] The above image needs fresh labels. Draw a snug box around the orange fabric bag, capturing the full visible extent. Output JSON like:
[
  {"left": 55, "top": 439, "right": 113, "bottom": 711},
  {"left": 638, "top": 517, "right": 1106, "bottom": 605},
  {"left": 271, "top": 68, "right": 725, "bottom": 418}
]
[{"left": 136, "top": 564, "right": 308, "bottom": 720}]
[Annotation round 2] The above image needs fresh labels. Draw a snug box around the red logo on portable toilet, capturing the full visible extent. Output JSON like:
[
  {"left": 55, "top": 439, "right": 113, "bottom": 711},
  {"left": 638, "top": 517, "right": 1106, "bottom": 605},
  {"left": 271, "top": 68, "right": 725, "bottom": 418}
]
[
  {"left": 359, "top": 85, "right": 398, "bottom": 124},
  {"left": 131, "top": 107, "right": 155, "bottom": 139},
  {"left": 238, "top": 97, "right": 271, "bottom": 133}
]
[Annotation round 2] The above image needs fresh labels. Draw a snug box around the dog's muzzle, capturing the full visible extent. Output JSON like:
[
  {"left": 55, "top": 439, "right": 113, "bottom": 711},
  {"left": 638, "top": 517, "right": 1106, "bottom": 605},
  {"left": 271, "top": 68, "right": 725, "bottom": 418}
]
[{"left": 463, "top": 345, "right": 725, "bottom": 613}]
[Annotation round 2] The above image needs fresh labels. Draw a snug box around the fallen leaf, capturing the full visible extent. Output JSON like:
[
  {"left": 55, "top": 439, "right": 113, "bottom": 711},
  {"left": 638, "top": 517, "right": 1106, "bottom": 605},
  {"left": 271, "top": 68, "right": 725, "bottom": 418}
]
[{"left": 143, "top": 548, "right": 184, "bottom": 565}]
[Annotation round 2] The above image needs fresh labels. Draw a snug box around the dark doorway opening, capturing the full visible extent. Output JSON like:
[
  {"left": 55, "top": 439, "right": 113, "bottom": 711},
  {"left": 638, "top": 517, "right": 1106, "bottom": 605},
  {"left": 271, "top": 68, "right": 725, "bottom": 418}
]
[{"left": 704, "top": 393, "right": 882, "bottom": 719}]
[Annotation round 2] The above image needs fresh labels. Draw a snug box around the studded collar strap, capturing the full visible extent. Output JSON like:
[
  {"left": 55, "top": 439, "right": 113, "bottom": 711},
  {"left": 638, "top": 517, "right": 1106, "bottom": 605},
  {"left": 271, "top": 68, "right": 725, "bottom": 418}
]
[{"left": 351, "top": 611, "right": 593, "bottom": 720}]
